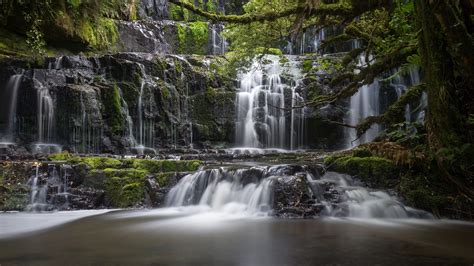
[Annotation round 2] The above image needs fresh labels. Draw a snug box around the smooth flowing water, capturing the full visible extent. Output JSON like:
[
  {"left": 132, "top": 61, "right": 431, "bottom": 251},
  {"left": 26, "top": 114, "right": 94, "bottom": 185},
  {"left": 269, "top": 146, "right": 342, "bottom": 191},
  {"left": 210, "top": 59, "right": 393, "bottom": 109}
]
[
  {"left": 0, "top": 209, "right": 472, "bottom": 265},
  {"left": 235, "top": 56, "right": 305, "bottom": 150},
  {"left": 345, "top": 41, "right": 381, "bottom": 148},
  {"left": 1, "top": 74, "right": 23, "bottom": 143},
  {"left": 33, "top": 80, "right": 62, "bottom": 154},
  {"left": 166, "top": 168, "right": 273, "bottom": 215}
]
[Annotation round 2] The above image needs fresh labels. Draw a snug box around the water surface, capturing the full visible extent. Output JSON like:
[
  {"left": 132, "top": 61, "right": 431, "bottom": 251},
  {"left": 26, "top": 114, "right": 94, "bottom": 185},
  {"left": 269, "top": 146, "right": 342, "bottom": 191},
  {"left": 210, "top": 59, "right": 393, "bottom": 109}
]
[{"left": 0, "top": 209, "right": 473, "bottom": 265}]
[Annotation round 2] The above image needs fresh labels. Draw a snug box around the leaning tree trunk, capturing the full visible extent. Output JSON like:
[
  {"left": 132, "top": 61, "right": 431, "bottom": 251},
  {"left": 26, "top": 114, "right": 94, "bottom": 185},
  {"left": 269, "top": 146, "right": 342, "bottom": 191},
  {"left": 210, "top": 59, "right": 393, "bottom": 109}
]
[{"left": 416, "top": 0, "right": 474, "bottom": 199}]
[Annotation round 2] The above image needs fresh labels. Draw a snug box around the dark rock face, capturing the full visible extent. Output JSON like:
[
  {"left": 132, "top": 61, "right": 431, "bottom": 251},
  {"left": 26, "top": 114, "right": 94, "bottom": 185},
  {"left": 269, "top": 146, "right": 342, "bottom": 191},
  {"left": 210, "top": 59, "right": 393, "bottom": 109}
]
[
  {"left": 0, "top": 53, "right": 235, "bottom": 154},
  {"left": 272, "top": 173, "right": 317, "bottom": 218},
  {"left": 115, "top": 21, "right": 175, "bottom": 53}
]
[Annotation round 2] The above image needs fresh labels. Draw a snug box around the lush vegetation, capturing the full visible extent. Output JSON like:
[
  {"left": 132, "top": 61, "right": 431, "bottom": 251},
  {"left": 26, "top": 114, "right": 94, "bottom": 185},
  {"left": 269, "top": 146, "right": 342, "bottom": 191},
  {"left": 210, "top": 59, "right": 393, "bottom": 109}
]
[
  {"left": 0, "top": 0, "right": 137, "bottom": 55},
  {"left": 170, "top": 0, "right": 474, "bottom": 217}
]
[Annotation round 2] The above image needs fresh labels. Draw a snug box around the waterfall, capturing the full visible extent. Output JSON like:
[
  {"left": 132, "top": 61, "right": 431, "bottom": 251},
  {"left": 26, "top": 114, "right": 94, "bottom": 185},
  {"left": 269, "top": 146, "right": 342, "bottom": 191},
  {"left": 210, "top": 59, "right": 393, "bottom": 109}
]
[
  {"left": 313, "top": 28, "right": 326, "bottom": 54},
  {"left": 37, "top": 85, "right": 55, "bottom": 143},
  {"left": 33, "top": 80, "right": 62, "bottom": 154},
  {"left": 235, "top": 55, "right": 305, "bottom": 150},
  {"left": 73, "top": 91, "right": 103, "bottom": 154},
  {"left": 134, "top": 64, "right": 155, "bottom": 154},
  {"left": 345, "top": 80, "right": 381, "bottom": 148},
  {"left": 307, "top": 172, "right": 432, "bottom": 219},
  {"left": 164, "top": 164, "right": 432, "bottom": 218},
  {"left": 26, "top": 164, "right": 71, "bottom": 212},
  {"left": 345, "top": 42, "right": 381, "bottom": 148},
  {"left": 1, "top": 74, "right": 23, "bottom": 143},
  {"left": 210, "top": 23, "right": 226, "bottom": 55},
  {"left": 166, "top": 168, "right": 273, "bottom": 215}
]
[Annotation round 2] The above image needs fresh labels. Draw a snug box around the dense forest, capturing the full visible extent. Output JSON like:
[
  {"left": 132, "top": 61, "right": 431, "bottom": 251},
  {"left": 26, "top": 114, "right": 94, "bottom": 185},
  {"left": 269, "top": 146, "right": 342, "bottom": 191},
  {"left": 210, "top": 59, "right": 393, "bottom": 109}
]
[{"left": 0, "top": 1, "right": 473, "bottom": 264}]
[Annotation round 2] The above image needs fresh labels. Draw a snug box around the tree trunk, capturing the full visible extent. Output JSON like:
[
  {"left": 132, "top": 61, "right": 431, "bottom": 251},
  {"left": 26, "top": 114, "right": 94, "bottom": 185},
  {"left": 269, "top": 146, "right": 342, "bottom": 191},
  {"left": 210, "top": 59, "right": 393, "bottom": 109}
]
[{"left": 416, "top": 0, "right": 473, "bottom": 199}]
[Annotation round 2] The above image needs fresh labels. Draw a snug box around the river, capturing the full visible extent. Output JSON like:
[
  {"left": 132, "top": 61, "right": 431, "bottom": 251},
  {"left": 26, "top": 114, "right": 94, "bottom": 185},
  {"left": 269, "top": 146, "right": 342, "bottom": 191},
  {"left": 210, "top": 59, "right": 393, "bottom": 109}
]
[{"left": 0, "top": 209, "right": 473, "bottom": 265}]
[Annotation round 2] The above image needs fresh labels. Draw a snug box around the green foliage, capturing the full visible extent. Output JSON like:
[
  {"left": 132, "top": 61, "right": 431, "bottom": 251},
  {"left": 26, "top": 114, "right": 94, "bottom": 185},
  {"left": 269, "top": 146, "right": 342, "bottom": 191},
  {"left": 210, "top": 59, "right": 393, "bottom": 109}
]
[
  {"left": 223, "top": 0, "right": 296, "bottom": 58},
  {"left": 302, "top": 59, "right": 313, "bottom": 73},
  {"left": 177, "top": 22, "right": 209, "bottom": 54},
  {"left": 25, "top": 16, "right": 46, "bottom": 55},
  {"left": 169, "top": 0, "right": 219, "bottom": 21},
  {"left": 254, "top": 47, "right": 283, "bottom": 55},
  {"left": 314, "top": 57, "right": 343, "bottom": 74},
  {"left": 0, "top": 0, "right": 135, "bottom": 53}
]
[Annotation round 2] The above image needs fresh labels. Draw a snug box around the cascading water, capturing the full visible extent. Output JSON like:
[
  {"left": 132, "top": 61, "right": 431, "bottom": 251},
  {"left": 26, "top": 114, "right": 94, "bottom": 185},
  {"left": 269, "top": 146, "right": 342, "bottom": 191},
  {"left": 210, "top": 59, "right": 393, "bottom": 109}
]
[
  {"left": 134, "top": 64, "right": 156, "bottom": 154},
  {"left": 26, "top": 164, "right": 71, "bottom": 212},
  {"left": 1, "top": 73, "right": 23, "bottom": 143},
  {"left": 345, "top": 41, "right": 381, "bottom": 148},
  {"left": 164, "top": 164, "right": 432, "bottom": 219},
  {"left": 389, "top": 67, "right": 424, "bottom": 124},
  {"left": 306, "top": 171, "right": 432, "bottom": 218},
  {"left": 166, "top": 167, "right": 273, "bottom": 215},
  {"left": 210, "top": 23, "right": 226, "bottom": 55},
  {"left": 345, "top": 79, "right": 381, "bottom": 147},
  {"left": 72, "top": 91, "right": 103, "bottom": 154},
  {"left": 234, "top": 55, "right": 305, "bottom": 150},
  {"left": 34, "top": 80, "right": 61, "bottom": 153}
]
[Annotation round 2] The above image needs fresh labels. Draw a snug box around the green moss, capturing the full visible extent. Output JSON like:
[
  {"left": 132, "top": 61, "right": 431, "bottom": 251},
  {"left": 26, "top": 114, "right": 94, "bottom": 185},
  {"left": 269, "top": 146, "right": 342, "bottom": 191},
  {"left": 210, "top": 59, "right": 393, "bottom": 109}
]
[
  {"left": 254, "top": 47, "right": 283, "bottom": 55},
  {"left": 169, "top": 3, "right": 190, "bottom": 21},
  {"left": 129, "top": 159, "right": 202, "bottom": 173},
  {"left": 177, "top": 22, "right": 209, "bottom": 54},
  {"left": 303, "top": 59, "right": 313, "bottom": 73},
  {"left": 326, "top": 156, "right": 398, "bottom": 187},
  {"left": 49, "top": 151, "right": 74, "bottom": 161},
  {"left": 161, "top": 86, "right": 170, "bottom": 99},
  {"left": 121, "top": 182, "right": 143, "bottom": 205},
  {"left": 81, "top": 157, "right": 122, "bottom": 169},
  {"left": 103, "top": 85, "right": 125, "bottom": 135},
  {"left": 103, "top": 168, "right": 148, "bottom": 207},
  {"left": 205, "top": 0, "right": 217, "bottom": 12},
  {"left": 76, "top": 18, "right": 118, "bottom": 50},
  {"left": 155, "top": 172, "right": 174, "bottom": 187}
]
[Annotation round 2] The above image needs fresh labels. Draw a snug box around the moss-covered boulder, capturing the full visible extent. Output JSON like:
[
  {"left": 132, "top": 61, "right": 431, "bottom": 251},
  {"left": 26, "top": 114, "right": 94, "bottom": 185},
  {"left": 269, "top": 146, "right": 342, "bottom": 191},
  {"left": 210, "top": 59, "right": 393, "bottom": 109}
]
[
  {"left": 325, "top": 155, "right": 398, "bottom": 188},
  {"left": 43, "top": 153, "right": 204, "bottom": 208}
]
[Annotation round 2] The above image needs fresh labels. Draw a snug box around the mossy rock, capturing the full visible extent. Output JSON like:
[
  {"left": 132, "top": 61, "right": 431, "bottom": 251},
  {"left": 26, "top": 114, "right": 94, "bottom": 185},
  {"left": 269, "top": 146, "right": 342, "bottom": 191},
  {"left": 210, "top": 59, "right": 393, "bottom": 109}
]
[
  {"left": 79, "top": 157, "right": 122, "bottom": 169},
  {"left": 326, "top": 156, "right": 398, "bottom": 188},
  {"left": 398, "top": 174, "right": 453, "bottom": 216},
  {"left": 104, "top": 168, "right": 148, "bottom": 208},
  {"left": 102, "top": 85, "right": 125, "bottom": 135},
  {"left": 48, "top": 151, "right": 75, "bottom": 161},
  {"left": 155, "top": 172, "right": 175, "bottom": 187},
  {"left": 128, "top": 159, "right": 202, "bottom": 173}
]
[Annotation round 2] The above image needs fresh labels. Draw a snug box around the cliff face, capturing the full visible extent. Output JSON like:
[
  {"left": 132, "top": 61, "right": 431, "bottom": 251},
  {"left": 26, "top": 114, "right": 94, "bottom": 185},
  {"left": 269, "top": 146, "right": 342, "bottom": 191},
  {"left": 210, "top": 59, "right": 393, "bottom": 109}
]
[{"left": 0, "top": 53, "right": 235, "bottom": 155}]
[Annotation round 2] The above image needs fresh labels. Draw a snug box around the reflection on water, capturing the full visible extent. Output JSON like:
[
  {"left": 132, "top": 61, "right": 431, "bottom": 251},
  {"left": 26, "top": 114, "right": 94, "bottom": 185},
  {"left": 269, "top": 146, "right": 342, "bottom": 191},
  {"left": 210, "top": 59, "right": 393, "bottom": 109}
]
[{"left": 0, "top": 209, "right": 473, "bottom": 265}]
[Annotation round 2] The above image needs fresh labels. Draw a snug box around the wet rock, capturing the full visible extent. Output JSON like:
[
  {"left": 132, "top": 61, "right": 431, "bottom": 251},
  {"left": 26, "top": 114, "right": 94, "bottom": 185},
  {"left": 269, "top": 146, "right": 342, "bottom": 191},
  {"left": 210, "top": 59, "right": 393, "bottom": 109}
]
[
  {"left": 144, "top": 175, "right": 160, "bottom": 207},
  {"left": 68, "top": 186, "right": 106, "bottom": 209},
  {"left": 272, "top": 173, "right": 316, "bottom": 218},
  {"left": 267, "top": 164, "right": 305, "bottom": 176}
]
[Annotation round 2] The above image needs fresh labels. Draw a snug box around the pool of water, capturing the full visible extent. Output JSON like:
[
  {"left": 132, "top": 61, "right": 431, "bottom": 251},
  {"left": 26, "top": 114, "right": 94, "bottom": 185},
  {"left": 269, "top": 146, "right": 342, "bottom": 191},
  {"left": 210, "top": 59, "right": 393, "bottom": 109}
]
[{"left": 0, "top": 209, "right": 473, "bottom": 265}]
